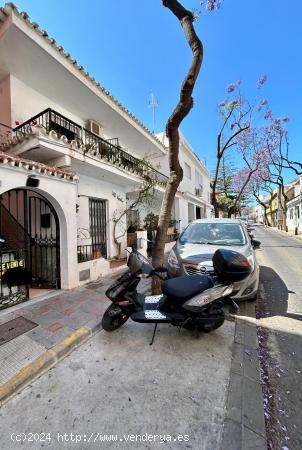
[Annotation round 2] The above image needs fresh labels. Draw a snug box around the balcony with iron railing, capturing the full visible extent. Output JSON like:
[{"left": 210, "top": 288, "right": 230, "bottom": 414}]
[{"left": 13, "top": 108, "right": 168, "bottom": 186}]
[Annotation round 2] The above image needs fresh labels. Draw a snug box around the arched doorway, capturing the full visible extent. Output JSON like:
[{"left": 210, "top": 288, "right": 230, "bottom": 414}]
[{"left": 0, "top": 188, "right": 60, "bottom": 309}]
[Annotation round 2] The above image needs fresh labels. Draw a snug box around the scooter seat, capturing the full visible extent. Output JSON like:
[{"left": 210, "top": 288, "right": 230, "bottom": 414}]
[{"left": 162, "top": 275, "right": 213, "bottom": 302}]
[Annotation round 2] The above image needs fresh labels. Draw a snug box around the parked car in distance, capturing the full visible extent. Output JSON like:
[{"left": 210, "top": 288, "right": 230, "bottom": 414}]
[{"left": 167, "top": 218, "right": 260, "bottom": 302}]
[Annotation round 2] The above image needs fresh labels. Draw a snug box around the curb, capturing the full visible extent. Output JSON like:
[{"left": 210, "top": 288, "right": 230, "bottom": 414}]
[
  {"left": 0, "top": 322, "right": 103, "bottom": 407},
  {"left": 220, "top": 303, "right": 267, "bottom": 450}
]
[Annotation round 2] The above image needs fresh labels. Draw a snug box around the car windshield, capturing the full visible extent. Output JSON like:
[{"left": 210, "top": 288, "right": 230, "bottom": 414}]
[{"left": 179, "top": 222, "right": 246, "bottom": 246}]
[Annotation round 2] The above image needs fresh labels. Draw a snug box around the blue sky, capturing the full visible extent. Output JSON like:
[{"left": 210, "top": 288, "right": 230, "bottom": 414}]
[{"left": 12, "top": 0, "right": 302, "bottom": 180}]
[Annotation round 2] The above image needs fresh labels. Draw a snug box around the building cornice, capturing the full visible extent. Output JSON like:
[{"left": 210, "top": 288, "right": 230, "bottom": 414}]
[{"left": 0, "top": 151, "right": 78, "bottom": 182}]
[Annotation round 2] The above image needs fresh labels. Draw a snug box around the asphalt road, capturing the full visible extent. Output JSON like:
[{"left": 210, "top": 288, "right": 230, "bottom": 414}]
[{"left": 253, "top": 226, "right": 302, "bottom": 450}]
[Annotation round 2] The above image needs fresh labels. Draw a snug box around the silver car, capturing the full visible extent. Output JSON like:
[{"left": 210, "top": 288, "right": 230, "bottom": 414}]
[{"left": 167, "top": 218, "right": 260, "bottom": 302}]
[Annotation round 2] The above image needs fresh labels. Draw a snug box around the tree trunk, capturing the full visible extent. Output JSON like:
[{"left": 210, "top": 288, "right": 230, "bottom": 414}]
[
  {"left": 152, "top": 0, "right": 203, "bottom": 293},
  {"left": 211, "top": 149, "right": 221, "bottom": 218},
  {"left": 213, "top": 199, "right": 220, "bottom": 218}
]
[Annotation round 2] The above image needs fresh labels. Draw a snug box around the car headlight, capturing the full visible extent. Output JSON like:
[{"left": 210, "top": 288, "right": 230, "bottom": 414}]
[
  {"left": 168, "top": 250, "right": 180, "bottom": 269},
  {"left": 247, "top": 254, "right": 255, "bottom": 272}
]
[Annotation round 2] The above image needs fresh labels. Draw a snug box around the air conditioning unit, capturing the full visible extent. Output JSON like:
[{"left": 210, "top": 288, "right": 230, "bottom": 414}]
[
  {"left": 195, "top": 188, "right": 203, "bottom": 197},
  {"left": 86, "top": 119, "right": 103, "bottom": 137}
]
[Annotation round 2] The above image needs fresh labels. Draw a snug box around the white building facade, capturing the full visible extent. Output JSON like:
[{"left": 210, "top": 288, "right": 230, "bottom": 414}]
[
  {"left": 0, "top": 3, "right": 211, "bottom": 309},
  {"left": 156, "top": 132, "right": 212, "bottom": 233},
  {"left": 286, "top": 176, "right": 302, "bottom": 234}
]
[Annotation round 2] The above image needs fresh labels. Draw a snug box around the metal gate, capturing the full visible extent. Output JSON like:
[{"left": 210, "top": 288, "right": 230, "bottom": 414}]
[
  {"left": 0, "top": 189, "right": 60, "bottom": 309},
  {"left": 89, "top": 198, "right": 107, "bottom": 259}
]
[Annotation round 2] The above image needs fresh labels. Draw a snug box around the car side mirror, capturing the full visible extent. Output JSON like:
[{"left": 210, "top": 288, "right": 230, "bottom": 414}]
[{"left": 251, "top": 239, "right": 261, "bottom": 249}]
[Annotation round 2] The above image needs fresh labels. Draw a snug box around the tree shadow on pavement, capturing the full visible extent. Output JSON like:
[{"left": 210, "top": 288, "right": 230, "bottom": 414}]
[{"left": 259, "top": 265, "right": 302, "bottom": 321}]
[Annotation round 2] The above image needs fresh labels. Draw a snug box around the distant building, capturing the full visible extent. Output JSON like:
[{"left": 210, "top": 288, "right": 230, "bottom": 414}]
[{"left": 286, "top": 176, "right": 302, "bottom": 234}]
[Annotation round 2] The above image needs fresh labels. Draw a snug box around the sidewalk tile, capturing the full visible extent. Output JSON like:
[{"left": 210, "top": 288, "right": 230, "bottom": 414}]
[
  {"left": 37, "top": 326, "right": 75, "bottom": 349},
  {"left": 231, "top": 342, "right": 244, "bottom": 375},
  {"left": 47, "top": 322, "right": 65, "bottom": 333},
  {"left": 243, "top": 347, "right": 260, "bottom": 381},
  {"left": 220, "top": 419, "right": 242, "bottom": 450},
  {"left": 226, "top": 372, "right": 243, "bottom": 424},
  {"left": 26, "top": 326, "right": 53, "bottom": 343},
  {"left": 59, "top": 312, "right": 92, "bottom": 330},
  {"left": 33, "top": 311, "right": 63, "bottom": 327},
  {"left": 242, "top": 426, "right": 266, "bottom": 450},
  {"left": 242, "top": 377, "right": 266, "bottom": 438},
  {"left": 62, "top": 307, "right": 76, "bottom": 316}
]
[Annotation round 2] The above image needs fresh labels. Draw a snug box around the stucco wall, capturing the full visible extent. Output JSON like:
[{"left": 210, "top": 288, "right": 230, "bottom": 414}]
[
  {"left": 77, "top": 174, "right": 127, "bottom": 258},
  {"left": 10, "top": 75, "right": 84, "bottom": 129},
  {"left": 0, "top": 164, "right": 78, "bottom": 290},
  {"left": 0, "top": 75, "right": 11, "bottom": 144}
]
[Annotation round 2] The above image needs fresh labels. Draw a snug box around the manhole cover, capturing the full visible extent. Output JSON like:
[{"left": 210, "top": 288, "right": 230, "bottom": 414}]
[{"left": 0, "top": 317, "right": 38, "bottom": 346}]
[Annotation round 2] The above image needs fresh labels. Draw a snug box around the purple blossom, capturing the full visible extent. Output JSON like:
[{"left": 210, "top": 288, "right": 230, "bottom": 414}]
[
  {"left": 230, "top": 123, "right": 235, "bottom": 130},
  {"left": 226, "top": 83, "right": 236, "bottom": 93},
  {"left": 258, "top": 75, "right": 268, "bottom": 89},
  {"left": 236, "top": 80, "right": 241, "bottom": 86},
  {"left": 261, "top": 98, "right": 268, "bottom": 105},
  {"left": 281, "top": 116, "right": 289, "bottom": 122},
  {"left": 264, "top": 110, "right": 273, "bottom": 120},
  {"left": 219, "top": 99, "right": 226, "bottom": 107},
  {"left": 206, "top": 0, "right": 221, "bottom": 11},
  {"left": 257, "top": 105, "right": 262, "bottom": 112}
]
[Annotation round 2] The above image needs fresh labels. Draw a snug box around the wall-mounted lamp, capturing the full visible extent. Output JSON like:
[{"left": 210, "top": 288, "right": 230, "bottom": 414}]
[{"left": 26, "top": 176, "right": 40, "bottom": 187}]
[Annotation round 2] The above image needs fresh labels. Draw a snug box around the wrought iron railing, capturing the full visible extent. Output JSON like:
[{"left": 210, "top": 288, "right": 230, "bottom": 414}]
[
  {"left": 77, "top": 244, "right": 107, "bottom": 263},
  {"left": 14, "top": 108, "right": 168, "bottom": 186}
]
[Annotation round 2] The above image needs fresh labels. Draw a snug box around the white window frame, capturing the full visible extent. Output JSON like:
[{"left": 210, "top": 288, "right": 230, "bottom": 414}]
[{"left": 185, "top": 163, "right": 191, "bottom": 180}]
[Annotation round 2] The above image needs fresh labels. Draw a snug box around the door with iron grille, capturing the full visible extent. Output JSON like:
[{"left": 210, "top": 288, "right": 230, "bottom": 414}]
[
  {"left": 89, "top": 198, "right": 107, "bottom": 259},
  {"left": 28, "top": 192, "right": 60, "bottom": 289},
  {"left": 0, "top": 189, "right": 60, "bottom": 309}
]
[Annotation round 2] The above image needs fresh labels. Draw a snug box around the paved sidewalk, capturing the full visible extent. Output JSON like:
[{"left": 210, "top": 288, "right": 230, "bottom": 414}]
[
  {"left": 221, "top": 303, "right": 267, "bottom": 450},
  {"left": 0, "top": 267, "right": 152, "bottom": 404},
  {"left": 267, "top": 225, "right": 302, "bottom": 241}
]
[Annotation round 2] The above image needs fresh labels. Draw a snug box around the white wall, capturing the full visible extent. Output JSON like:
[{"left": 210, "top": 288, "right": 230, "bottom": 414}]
[
  {"left": 0, "top": 164, "right": 78, "bottom": 290},
  {"left": 10, "top": 75, "right": 84, "bottom": 129},
  {"left": 287, "top": 200, "right": 302, "bottom": 233},
  {"left": 0, "top": 75, "right": 11, "bottom": 144},
  {"left": 156, "top": 131, "right": 211, "bottom": 210},
  {"left": 77, "top": 174, "right": 127, "bottom": 258}
]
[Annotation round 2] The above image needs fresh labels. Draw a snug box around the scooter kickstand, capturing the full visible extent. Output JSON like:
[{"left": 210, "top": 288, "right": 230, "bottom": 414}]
[{"left": 149, "top": 323, "right": 158, "bottom": 346}]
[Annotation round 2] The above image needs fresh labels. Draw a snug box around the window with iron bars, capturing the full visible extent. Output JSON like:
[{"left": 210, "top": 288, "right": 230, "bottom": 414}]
[{"left": 89, "top": 198, "right": 107, "bottom": 259}]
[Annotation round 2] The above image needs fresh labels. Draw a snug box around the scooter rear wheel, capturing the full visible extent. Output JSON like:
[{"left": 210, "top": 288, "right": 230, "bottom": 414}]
[
  {"left": 199, "top": 316, "right": 225, "bottom": 333},
  {"left": 101, "top": 304, "right": 129, "bottom": 331}
]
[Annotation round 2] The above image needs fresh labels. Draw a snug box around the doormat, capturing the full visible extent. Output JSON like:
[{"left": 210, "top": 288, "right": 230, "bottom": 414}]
[{"left": 0, "top": 317, "right": 38, "bottom": 346}]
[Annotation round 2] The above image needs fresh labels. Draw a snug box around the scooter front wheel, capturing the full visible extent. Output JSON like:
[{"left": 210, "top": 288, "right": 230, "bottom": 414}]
[{"left": 101, "top": 304, "right": 129, "bottom": 332}]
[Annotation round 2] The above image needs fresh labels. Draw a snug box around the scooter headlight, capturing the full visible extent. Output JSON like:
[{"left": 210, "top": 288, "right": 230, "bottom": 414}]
[{"left": 167, "top": 250, "right": 180, "bottom": 269}]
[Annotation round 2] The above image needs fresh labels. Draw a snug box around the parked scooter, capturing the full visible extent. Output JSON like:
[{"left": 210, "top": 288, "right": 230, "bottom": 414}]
[{"left": 101, "top": 247, "right": 252, "bottom": 343}]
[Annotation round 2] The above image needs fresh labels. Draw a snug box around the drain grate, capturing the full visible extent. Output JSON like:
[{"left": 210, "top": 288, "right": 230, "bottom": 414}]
[{"left": 0, "top": 317, "right": 38, "bottom": 346}]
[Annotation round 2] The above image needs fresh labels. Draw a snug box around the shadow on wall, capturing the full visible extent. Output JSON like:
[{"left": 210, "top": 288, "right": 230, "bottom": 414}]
[{"left": 259, "top": 265, "right": 302, "bottom": 321}]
